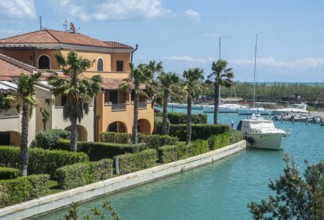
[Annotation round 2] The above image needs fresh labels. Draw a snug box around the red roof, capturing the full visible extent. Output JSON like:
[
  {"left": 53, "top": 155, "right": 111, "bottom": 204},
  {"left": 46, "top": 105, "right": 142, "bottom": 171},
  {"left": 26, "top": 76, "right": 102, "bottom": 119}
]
[
  {"left": 101, "top": 78, "right": 146, "bottom": 90},
  {"left": 0, "top": 29, "right": 133, "bottom": 49},
  {"left": 0, "top": 53, "right": 35, "bottom": 80}
]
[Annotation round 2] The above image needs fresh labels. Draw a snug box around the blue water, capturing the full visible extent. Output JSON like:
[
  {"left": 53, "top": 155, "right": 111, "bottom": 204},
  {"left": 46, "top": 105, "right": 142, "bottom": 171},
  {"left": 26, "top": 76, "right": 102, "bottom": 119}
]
[{"left": 35, "top": 108, "right": 324, "bottom": 220}]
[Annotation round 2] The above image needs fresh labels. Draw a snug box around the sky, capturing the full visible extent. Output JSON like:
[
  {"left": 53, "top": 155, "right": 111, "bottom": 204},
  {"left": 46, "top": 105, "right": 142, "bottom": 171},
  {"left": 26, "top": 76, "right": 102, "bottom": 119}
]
[{"left": 0, "top": 0, "right": 324, "bottom": 82}]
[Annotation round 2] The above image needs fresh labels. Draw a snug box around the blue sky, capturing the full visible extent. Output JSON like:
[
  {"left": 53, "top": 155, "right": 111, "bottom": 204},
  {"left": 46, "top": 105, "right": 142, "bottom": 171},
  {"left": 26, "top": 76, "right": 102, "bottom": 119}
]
[{"left": 0, "top": 0, "right": 324, "bottom": 82}]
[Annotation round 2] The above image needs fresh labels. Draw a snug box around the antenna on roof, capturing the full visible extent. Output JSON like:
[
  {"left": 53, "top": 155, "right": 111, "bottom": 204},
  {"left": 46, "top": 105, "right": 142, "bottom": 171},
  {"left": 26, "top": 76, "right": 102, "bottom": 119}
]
[
  {"left": 63, "top": 19, "right": 68, "bottom": 31},
  {"left": 70, "top": 22, "right": 76, "bottom": 33},
  {"left": 39, "top": 16, "right": 43, "bottom": 30}
]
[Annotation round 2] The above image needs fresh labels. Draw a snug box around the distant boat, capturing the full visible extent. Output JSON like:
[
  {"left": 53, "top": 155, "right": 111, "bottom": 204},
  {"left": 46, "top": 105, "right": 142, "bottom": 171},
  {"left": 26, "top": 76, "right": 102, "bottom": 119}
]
[
  {"left": 203, "top": 103, "right": 244, "bottom": 113},
  {"left": 237, "top": 114, "right": 288, "bottom": 150},
  {"left": 167, "top": 102, "right": 204, "bottom": 110},
  {"left": 271, "top": 103, "right": 308, "bottom": 115}
]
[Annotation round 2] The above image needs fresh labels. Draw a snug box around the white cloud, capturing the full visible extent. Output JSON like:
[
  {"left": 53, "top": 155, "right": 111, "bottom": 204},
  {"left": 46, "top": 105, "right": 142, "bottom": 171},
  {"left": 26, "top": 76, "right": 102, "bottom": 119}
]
[
  {"left": 231, "top": 57, "right": 324, "bottom": 69},
  {"left": 184, "top": 9, "right": 200, "bottom": 22},
  {"left": 0, "top": 0, "right": 36, "bottom": 19},
  {"left": 165, "top": 56, "right": 214, "bottom": 63},
  {"left": 54, "top": 0, "right": 173, "bottom": 22}
]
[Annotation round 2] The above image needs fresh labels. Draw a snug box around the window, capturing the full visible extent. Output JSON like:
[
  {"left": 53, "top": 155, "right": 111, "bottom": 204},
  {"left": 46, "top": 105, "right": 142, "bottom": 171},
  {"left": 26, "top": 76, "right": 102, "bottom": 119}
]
[
  {"left": 116, "top": 60, "right": 123, "bottom": 72},
  {"left": 97, "top": 58, "right": 103, "bottom": 71},
  {"left": 38, "top": 55, "right": 50, "bottom": 69}
]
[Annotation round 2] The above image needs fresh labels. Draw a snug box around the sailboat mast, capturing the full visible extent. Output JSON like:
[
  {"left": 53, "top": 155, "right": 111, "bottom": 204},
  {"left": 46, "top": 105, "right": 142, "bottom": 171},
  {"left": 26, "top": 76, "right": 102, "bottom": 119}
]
[{"left": 252, "top": 34, "right": 258, "bottom": 107}]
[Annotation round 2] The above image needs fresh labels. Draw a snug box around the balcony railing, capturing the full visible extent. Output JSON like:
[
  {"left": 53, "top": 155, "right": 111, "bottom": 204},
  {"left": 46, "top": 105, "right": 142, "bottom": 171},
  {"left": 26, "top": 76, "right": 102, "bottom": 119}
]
[
  {"left": 0, "top": 108, "right": 19, "bottom": 119},
  {"left": 112, "top": 103, "right": 127, "bottom": 111},
  {"left": 138, "top": 102, "right": 147, "bottom": 109}
]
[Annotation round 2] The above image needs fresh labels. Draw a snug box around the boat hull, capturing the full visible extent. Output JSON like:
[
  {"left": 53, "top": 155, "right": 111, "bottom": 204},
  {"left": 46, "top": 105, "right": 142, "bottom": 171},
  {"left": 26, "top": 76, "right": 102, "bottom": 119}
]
[{"left": 244, "top": 132, "right": 283, "bottom": 150}]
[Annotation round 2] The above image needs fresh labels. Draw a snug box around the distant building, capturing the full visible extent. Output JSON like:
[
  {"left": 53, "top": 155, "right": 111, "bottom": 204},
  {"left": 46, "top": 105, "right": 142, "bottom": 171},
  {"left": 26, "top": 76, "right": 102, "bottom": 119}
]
[{"left": 0, "top": 29, "right": 154, "bottom": 145}]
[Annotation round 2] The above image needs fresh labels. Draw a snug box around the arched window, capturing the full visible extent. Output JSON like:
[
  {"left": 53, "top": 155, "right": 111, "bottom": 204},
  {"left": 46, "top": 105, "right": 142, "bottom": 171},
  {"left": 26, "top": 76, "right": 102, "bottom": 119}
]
[
  {"left": 38, "top": 55, "right": 50, "bottom": 69},
  {"left": 97, "top": 58, "right": 103, "bottom": 71}
]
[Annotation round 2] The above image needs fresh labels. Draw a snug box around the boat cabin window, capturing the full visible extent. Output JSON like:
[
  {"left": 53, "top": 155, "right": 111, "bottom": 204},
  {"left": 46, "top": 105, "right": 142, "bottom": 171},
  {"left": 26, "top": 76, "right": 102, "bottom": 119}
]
[{"left": 236, "top": 121, "right": 242, "bottom": 130}]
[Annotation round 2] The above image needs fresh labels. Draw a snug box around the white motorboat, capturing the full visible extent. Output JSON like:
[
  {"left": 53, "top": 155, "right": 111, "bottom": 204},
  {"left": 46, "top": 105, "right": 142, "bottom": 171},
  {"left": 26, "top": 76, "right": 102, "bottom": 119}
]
[
  {"left": 271, "top": 103, "right": 308, "bottom": 115},
  {"left": 236, "top": 114, "right": 287, "bottom": 150},
  {"left": 203, "top": 103, "right": 243, "bottom": 113}
]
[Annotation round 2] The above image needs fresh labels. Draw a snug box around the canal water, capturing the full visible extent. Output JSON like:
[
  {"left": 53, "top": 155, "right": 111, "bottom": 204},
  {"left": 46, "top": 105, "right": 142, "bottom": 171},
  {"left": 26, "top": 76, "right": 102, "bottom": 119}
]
[{"left": 35, "top": 109, "right": 324, "bottom": 220}]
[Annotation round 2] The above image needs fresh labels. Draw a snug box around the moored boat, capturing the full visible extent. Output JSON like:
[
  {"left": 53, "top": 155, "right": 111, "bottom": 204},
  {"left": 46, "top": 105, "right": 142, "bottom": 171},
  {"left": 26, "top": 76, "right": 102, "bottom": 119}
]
[{"left": 237, "top": 114, "right": 287, "bottom": 150}]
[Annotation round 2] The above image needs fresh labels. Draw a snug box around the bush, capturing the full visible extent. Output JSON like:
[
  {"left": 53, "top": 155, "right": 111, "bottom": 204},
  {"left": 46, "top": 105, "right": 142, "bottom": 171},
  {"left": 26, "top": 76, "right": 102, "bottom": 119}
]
[
  {"left": 56, "top": 159, "right": 113, "bottom": 190},
  {"left": 208, "top": 132, "right": 231, "bottom": 150},
  {"left": 0, "top": 174, "right": 50, "bottom": 208},
  {"left": 158, "top": 142, "right": 192, "bottom": 163},
  {"left": 230, "top": 129, "right": 244, "bottom": 144},
  {"left": 167, "top": 112, "right": 207, "bottom": 124},
  {"left": 169, "top": 124, "right": 230, "bottom": 141},
  {"left": 55, "top": 140, "right": 146, "bottom": 161},
  {"left": 191, "top": 139, "right": 210, "bottom": 156},
  {"left": 32, "top": 129, "right": 71, "bottom": 150},
  {"left": 0, "top": 167, "right": 20, "bottom": 180},
  {"left": 153, "top": 115, "right": 165, "bottom": 134},
  {"left": 0, "top": 146, "right": 20, "bottom": 168},
  {"left": 146, "top": 134, "right": 178, "bottom": 149},
  {"left": 115, "top": 149, "right": 157, "bottom": 175},
  {"left": 99, "top": 132, "right": 130, "bottom": 144}
]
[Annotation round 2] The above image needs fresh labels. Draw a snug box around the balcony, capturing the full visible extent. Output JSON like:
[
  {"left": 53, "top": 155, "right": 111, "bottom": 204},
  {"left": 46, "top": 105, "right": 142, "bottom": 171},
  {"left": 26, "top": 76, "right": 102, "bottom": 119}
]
[
  {"left": 138, "top": 102, "right": 147, "bottom": 109},
  {"left": 112, "top": 103, "right": 127, "bottom": 111},
  {"left": 0, "top": 108, "right": 19, "bottom": 119}
]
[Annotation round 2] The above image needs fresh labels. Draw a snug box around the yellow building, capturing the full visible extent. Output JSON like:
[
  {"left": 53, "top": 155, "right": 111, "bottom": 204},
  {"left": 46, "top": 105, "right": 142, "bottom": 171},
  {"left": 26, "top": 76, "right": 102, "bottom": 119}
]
[{"left": 0, "top": 29, "right": 154, "bottom": 142}]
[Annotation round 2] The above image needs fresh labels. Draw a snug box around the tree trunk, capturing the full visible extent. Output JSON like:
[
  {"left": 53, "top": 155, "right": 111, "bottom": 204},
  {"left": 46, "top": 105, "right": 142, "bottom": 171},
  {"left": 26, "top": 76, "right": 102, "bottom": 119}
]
[
  {"left": 19, "top": 103, "right": 29, "bottom": 176},
  {"left": 161, "top": 97, "right": 168, "bottom": 135},
  {"left": 70, "top": 117, "right": 78, "bottom": 151},
  {"left": 186, "top": 96, "right": 192, "bottom": 144},
  {"left": 214, "top": 84, "right": 220, "bottom": 124},
  {"left": 132, "top": 91, "right": 139, "bottom": 144}
]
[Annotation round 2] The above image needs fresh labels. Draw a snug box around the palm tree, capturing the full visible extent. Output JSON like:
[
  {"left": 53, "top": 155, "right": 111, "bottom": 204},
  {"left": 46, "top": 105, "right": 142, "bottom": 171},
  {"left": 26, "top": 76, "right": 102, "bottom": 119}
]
[
  {"left": 207, "top": 59, "right": 235, "bottom": 124},
  {"left": 142, "top": 60, "right": 163, "bottom": 99},
  {"left": 155, "top": 71, "right": 181, "bottom": 135},
  {"left": 120, "top": 63, "right": 150, "bottom": 144},
  {"left": 182, "top": 68, "right": 205, "bottom": 144},
  {"left": 49, "top": 51, "right": 102, "bottom": 151},
  {"left": 0, "top": 93, "right": 14, "bottom": 110},
  {"left": 16, "top": 72, "right": 42, "bottom": 176}
]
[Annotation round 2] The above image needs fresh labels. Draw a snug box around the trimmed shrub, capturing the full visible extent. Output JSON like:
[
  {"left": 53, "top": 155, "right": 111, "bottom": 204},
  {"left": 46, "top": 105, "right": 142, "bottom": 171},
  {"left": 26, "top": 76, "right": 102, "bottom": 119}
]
[
  {"left": 116, "top": 149, "right": 157, "bottom": 175},
  {"left": 99, "top": 132, "right": 130, "bottom": 144},
  {"left": 169, "top": 124, "right": 230, "bottom": 141},
  {"left": 32, "top": 129, "right": 71, "bottom": 150},
  {"left": 0, "top": 167, "right": 20, "bottom": 180},
  {"left": 56, "top": 163, "right": 91, "bottom": 189},
  {"left": 0, "top": 146, "right": 20, "bottom": 168},
  {"left": 208, "top": 132, "right": 231, "bottom": 150},
  {"left": 0, "top": 174, "right": 50, "bottom": 207},
  {"left": 158, "top": 142, "right": 192, "bottom": 163},
  {"left": 230, "top": 129, "right": 244, "bottom": 144},
  {"left": 28, "top": 149, "right": 89, "bottom": 177},
  {"left": 167, "top": 112, "right": 207, "bottom": 124},
  {"left": 146, "top": 135, "right": 178, "bottom": 149},
  {"left": 153, "top": 115, "right": 165, "bottom": 134},
  {"left": 191, "top": 139, "right": 210, "bottom": 156},
  {"left": 56, "top": 159, "right": 113, "bottom": 190},
  {"left": 56, "top": 140, "right": 146, "bottom": 161}
]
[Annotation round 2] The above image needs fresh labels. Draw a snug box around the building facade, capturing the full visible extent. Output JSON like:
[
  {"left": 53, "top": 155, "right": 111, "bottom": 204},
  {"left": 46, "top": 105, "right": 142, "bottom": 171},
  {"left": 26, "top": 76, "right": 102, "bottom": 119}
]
[{"left": 0, "top": 29, "right": 154, "bottom": 144}]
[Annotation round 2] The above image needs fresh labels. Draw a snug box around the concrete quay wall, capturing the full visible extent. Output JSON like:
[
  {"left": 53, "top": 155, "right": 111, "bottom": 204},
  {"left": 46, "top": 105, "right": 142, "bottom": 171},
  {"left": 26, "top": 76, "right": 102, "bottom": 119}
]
[{"left": 0, "top": 140, "right": 246, "bottom": 220}]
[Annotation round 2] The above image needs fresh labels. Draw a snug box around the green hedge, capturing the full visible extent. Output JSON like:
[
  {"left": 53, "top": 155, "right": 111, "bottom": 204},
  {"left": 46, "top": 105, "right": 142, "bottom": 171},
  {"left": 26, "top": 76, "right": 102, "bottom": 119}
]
[
  {"left": 56, "top": 140, "right": 146, "bottom": 161},
  {"left": 208, "top": 132, "right": 231, "bottom": 150},
  {"left": 230, "top": 129, "right": 244, "bottom": 144},
  {"left": 31, "top": 129, "right": 71, "bottom": 150},
  {"left": 191, "top": 139, "right": 210, "bottom": 156},
  {"left": 0, "top": 167, "right": 20, "bottom": 180},
  {"left": 158, "top": 142, "right": 192, "bottom": 163},
  {"left": 167, "top": 112, "right": 207, "bottom": 124},
  {"left": 0, "top": 146, "right": 20, "bottom": 168},
  {"left": 146, "top": 134, "right": 178, "bottom": 149},
  {"left": 115, "top": 149, "right": 157, "bottom": 175},
  {"left": 153, "top": 115, "right": 164, "bottom": 134},
  {"left": 169, "top": 124, "right": 230, "bottom": 141},
  {"left": 56, "top": 159, "right": 113, "bottom": 190},
  {"left": 0, "top": 146, "right": 89, "bottom": 177},
  {"left": 0, "top": 174, "right": 50, "bottom": 208},
  {"left": 99, "top": 132, "right": 131, "bottom": 144}
]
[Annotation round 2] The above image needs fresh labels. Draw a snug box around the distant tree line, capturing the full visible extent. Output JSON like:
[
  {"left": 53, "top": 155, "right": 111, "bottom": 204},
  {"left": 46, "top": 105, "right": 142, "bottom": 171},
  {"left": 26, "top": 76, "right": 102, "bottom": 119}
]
[{"left": 208, "top": 82, "right": 324, "bottom": 105}]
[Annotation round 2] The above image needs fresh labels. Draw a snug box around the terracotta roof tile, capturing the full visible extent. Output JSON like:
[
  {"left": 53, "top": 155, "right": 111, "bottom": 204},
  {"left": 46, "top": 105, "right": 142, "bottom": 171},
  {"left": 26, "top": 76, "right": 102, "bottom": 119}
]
[
  {"left": 101, "top": 78, "right": 145, "bottom": 90},
  {"left": 0, "top": 53, "right": 35, "bottom": 80},
  {"left": 0, "top": 29, "right": 133, "bottom": 49}
]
